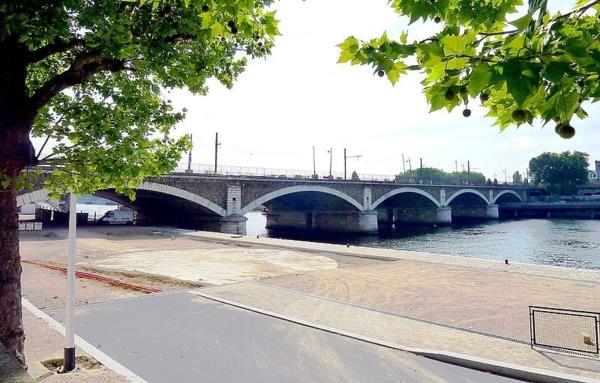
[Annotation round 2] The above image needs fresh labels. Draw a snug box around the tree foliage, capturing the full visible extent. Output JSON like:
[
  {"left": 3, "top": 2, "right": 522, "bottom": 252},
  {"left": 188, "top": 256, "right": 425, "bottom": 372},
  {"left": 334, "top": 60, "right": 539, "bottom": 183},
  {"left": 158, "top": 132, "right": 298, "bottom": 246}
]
[
  {"left": 528, "top": 151, "right": 589, "bottom": 194},
  {"left": 1, "top": 0, "right": 279, "bottom": 196},
  {"left": 512, "top": 170, "right": 523, "bottom": 183},
  {"left": 0, "top": 0, "right": 278, "bottom": 366},
  {"left": 397, "top": 167, "right": 486, "bottom": 184},
  {"left": 338, "top": 0, "right": 600, "bottom": 138}
]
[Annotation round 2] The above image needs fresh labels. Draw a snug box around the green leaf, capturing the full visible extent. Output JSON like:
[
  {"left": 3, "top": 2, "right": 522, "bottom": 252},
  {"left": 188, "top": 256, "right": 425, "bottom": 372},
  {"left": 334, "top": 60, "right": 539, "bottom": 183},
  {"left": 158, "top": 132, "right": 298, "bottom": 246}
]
[
  {"left": 441, "top": 35, "right": 467, "bottom": 56},
  {"left": 509, "top": 13, "right": 532, "bottom": 31},
  {"left": 210, "top": 22, "right": 223, "bottom": 37},
  {"left": 543, "top": 61, "right": 573, "bottom": 82},
  {"left": 446, "top": 57, "right": 469, "bottom": 70},
  {"left": 467, "top": 64, "right": 492, "bottom": 95},
  {"left": 400, "top": 31, "right": 408, "bottom": 44}
]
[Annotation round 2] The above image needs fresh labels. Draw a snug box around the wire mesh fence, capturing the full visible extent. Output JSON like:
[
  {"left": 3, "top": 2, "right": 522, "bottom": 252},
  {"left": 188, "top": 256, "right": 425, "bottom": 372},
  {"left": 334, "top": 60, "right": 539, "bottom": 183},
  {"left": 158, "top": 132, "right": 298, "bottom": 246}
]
[{"left": 530, "top": 306, "right": 600, "bottom": 357}]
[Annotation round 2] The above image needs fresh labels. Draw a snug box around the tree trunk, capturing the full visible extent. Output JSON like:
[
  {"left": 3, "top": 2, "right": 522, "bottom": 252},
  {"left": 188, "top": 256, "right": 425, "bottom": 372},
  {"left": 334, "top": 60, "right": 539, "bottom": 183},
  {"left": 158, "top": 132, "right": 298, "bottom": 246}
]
[
  {"left": 0, "top": 36, "right": 36, "bottom": 368},
  {"left": 0, "top": 125, "right": 30, "bottom": 369},
  {"left": 0, "top": 187, "right": 25, "bottom": 366}
]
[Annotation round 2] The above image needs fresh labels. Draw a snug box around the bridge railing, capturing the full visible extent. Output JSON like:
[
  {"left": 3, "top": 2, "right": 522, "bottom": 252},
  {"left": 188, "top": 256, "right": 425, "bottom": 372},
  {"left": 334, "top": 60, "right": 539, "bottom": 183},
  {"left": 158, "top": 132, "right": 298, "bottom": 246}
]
[
  {"left": 173, "top": 163, "right": 525, "bottom": 186},
  {"left": 174, "top": 163, "right": 399, "bottom": 182}
]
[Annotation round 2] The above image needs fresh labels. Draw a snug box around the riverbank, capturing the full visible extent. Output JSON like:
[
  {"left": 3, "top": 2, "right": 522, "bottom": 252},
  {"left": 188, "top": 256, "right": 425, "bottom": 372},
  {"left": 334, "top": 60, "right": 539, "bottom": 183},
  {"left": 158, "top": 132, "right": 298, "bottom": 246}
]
[{"left": 18, "top": 226, "right": 600, "bottom": 381}]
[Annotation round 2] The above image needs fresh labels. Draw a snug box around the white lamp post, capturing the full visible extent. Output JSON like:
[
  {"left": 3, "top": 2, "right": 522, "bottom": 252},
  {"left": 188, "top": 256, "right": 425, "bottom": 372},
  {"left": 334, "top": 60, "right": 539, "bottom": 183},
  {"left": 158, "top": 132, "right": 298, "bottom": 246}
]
[{"left": 63, "top": 191, "right": 77, "bottom": 372}]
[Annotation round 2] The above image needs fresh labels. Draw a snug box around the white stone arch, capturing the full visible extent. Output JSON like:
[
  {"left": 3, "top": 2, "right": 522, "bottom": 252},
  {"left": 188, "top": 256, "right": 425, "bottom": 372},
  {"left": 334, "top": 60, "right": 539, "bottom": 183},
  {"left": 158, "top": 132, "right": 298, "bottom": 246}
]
[
  {"left": 17, "top": 182, "right": 227, "bottom": 217},
  {"left": 445, "top": 188, "right": 490, "bottom": 206},
  {"left": 138, "top": 182, "right": 226, "bottom": 216},
  {"left": 241, "top": 185, "right": 363, "bottom": 215},
  {"left": 16, "top": 189, "right": 50, "bottom": 207},
  {"left": 492, "top": 190, "right": 523, "bottom": 204},
  {"left": 371, "top": 187, "right": 442, "bottom": 210}
]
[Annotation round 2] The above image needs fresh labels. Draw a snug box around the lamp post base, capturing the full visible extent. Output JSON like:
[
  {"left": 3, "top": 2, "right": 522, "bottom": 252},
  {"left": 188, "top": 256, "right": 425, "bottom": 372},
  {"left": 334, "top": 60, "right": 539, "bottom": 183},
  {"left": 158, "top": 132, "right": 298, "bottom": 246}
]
[{"left": 62, "top": 347, "right": 76, "bottom": 372}]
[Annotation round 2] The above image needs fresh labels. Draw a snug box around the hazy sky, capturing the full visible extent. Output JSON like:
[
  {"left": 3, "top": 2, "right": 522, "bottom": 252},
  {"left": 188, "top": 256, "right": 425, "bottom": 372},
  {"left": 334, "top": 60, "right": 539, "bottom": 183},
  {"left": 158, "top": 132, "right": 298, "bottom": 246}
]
[
  {"left": 169, "top": 0, "right": 600, "bottom": 180},
  {"left": 35, "top": 0, "right": 600, "bottom": 180}
]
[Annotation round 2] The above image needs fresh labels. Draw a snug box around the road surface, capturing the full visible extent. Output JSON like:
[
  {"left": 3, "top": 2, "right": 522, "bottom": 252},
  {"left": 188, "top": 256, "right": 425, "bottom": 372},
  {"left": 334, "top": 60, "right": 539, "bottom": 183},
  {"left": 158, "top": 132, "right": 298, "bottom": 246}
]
[{"left": 49, "top": 290, "right": 522, "bottom": 383}]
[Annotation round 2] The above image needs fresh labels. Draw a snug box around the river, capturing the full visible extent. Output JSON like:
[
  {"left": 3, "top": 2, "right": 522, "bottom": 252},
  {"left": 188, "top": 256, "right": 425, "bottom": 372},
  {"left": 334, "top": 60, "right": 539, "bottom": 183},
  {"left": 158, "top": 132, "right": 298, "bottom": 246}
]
[{"left": 245, "top": 212, "right": 600, "bottom": 270}]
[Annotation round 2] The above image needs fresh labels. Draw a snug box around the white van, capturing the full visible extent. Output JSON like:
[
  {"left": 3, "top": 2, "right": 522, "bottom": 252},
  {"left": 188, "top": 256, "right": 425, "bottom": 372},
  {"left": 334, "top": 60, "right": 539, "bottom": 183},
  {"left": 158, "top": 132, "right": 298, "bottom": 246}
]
[{"left": 98, "top": 210, "right": 134, "bottom": 225}]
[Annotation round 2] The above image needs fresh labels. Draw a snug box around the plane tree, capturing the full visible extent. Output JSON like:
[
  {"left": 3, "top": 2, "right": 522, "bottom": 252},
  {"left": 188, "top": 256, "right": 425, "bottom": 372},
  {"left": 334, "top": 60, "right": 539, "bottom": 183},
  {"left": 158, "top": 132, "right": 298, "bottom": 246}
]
[
  {"left": 338, "top": 0, "right": 600, "bottom": 138},
  {"left": 529, "top": 151, "right": 589, "bottom": 194},
  {"left": 0, "top": 0, "right": 278, "bottom": 365}
]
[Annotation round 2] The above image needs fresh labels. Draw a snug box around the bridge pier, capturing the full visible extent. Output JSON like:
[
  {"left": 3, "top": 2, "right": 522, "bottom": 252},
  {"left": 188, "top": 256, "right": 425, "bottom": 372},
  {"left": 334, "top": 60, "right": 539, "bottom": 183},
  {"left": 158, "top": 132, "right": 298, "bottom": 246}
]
[
  {"left": 451, "top": 204, "right": 499, "bottom": 220},
  {"left": 265, "top": 210, "right": 378, "bottom": 234},
  {"left": 394, "top": 207, "right": 452, "bottom": 225},
  {"left": 220, "top": 215, "right": 247, "bottom": 235},
  {"left": 377, "top": 208, "right": 395, "bottom": 227}
]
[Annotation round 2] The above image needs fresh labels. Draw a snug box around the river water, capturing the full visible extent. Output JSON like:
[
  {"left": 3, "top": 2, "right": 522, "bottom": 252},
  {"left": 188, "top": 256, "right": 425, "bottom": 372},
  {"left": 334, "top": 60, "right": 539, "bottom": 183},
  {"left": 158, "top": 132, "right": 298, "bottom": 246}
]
[{"left": 245, "top": 212, "right": 600, "bottom": 270}]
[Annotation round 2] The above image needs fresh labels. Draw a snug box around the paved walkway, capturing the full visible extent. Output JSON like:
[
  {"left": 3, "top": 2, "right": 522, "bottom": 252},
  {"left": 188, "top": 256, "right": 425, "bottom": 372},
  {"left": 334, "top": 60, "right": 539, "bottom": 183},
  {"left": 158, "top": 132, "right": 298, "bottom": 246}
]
[
  {"left": 193, "top": 282, "right": 600, "bottom": 381},
  {"left": 260, "top": 259, "right": 600, "bottom": 342},
  {"left": 0, "top": 343, "right": 35, "bottom": 383}
]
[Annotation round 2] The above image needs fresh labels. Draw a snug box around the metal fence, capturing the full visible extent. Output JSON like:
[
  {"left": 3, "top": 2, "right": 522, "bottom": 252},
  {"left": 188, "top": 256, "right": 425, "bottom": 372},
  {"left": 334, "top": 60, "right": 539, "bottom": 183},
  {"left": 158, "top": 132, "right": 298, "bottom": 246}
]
[
  {"left": 173, "top": 163, "right": 509, "bottom": 186},
  {"left": 174, "top": 163, "right": 398, "bottom": 182},
  {"left": 530, "top": 306, "right": 600, "bottom": 357}
]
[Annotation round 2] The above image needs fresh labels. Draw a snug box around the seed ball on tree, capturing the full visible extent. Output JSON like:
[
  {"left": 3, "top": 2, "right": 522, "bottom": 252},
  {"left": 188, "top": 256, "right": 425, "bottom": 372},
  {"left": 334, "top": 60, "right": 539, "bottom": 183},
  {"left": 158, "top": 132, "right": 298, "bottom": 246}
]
[
  {"left": 230, "top": 26, "right": 238, "bottom": 34},
  {"left": 480, "top": 93, "right": 489, "bottom": 102},
  {"left": 377, "top": 70, "right": 385, "bottom": 77},
  {"left": 556, "top": 123, "right": 575, "bottom": 139},
  {"left": 444, "top": 88, "right": 455, "bottom": 101},
  {"left": 511, "top": 109, "right": 526, "bottom": 122},
  {"left": 227, "top": 20, "right": 235, "bottom": 28},
  {"left": 434, "top": 16, "right": 441, "bottom": 23},
  {"left": 554, "top": 122, "right": 562, "bottom": 133},
  {"left": 201, "top": 4, "right": 209, "bottom": 12},
  {"left": 463, "top": 108, "right": 472, "bottom": 117}
]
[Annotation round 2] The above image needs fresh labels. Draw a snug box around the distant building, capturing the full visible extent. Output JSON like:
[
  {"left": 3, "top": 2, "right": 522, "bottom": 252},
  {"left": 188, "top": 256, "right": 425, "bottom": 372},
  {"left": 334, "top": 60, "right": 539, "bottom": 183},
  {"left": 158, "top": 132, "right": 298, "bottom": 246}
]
[{"left": 589, "top": 160, "right": 600, "bottom": 183}]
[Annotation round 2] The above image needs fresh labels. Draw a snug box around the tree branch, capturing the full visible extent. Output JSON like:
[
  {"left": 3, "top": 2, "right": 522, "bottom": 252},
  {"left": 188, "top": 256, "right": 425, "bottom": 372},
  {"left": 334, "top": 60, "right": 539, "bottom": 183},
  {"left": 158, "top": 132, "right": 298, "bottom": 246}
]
[
  {"left": 28, "top": 53, "right": 126, "bottom": 113},
  {"left": 557, "top": 0, "right": 600, "bottom": 19},
  {"left": 26, "top": 37, "right": 85, "bottom": 63},
  {"left": 35, "top": 135, "right": 51, "bottom": 160}
]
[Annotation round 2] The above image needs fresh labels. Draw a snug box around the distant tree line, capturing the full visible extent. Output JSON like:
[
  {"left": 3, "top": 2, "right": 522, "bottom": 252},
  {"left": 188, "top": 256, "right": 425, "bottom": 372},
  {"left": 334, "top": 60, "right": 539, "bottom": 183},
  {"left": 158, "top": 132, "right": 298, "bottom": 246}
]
[{"left": 396, "top": 168, "right": 486, "bottom": 185}]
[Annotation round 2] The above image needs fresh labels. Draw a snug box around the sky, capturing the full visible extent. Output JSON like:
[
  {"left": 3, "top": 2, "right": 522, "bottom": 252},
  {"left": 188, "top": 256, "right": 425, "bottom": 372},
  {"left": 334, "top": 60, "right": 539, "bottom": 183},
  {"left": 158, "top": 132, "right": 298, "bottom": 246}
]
[{"left": 36, "top": 0, "right": 600, "bottom": 181}]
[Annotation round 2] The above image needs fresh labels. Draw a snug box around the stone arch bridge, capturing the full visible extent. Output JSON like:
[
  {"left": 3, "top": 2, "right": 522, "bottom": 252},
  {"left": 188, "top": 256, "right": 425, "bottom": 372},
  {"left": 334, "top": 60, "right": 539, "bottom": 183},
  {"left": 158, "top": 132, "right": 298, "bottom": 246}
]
[{"left": 18, "top": 173, "right": 528, "bottom": 234}]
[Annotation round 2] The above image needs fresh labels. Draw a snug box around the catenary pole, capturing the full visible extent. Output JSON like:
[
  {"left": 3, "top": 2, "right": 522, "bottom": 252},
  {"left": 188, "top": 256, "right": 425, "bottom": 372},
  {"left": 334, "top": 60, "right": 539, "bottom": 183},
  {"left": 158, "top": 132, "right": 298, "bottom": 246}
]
[
  {"left": 214, "top": 132, "right": 219, "bottom": 174},
  {"left": 312, "top": 146, "right": 316, "bottom": 177}
]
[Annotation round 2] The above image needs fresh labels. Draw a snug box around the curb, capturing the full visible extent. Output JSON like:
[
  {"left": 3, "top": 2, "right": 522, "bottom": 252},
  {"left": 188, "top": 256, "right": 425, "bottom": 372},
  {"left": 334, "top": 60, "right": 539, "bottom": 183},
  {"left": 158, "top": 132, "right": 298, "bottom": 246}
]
[
  {"left": 191, "top": 290, "right": 599, "bottom": 383},
  {"left": 22, "top": 298, "right": 148, "bottom": 383}
]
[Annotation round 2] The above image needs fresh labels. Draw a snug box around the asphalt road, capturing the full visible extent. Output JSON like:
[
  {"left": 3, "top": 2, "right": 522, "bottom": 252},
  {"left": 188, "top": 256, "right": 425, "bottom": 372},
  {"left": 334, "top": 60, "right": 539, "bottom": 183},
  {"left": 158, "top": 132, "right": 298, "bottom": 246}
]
[{"left": 60, "top": 291, "right": 521, "bottom": 383}]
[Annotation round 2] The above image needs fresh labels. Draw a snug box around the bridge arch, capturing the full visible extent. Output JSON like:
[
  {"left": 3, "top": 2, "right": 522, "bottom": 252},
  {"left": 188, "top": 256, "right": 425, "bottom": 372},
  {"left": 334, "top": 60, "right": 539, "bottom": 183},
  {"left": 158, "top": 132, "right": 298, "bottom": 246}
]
[
  {"left": 241, "top": 185, "right": 363, "bottom": 215},
  {"left": 371, "top": 187, "right": 441, "bottom": 210},
  {"left": 492, "top": 190, "right": 523, "bottom": 204},
  {"left": 16, "top": 182, "right": 227, "bottom": 217},
  {"left": 136, "top": 182, "right": 226, "bottom": 216},
  {"left": 445, "top": 188, "right": 490, "bottom": 206},
  {"left": 16, "top": 189, "right": 51, "bottom": 208}
]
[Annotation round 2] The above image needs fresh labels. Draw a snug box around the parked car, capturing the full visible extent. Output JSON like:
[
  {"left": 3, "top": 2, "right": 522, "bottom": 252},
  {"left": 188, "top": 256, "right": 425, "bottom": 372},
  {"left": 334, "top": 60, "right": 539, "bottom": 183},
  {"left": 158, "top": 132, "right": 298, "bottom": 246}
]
[{"left": 98, "top": 210, "right": 134, "bottom": 225}]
